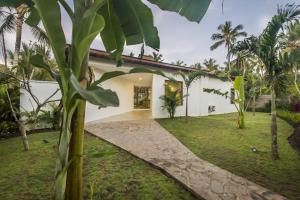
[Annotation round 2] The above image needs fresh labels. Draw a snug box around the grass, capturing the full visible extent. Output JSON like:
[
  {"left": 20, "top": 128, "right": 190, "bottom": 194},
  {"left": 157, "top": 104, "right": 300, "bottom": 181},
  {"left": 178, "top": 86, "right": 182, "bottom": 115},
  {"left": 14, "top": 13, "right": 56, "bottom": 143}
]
[
  {"left": 157, "top": 112, "right": 300, "bottom": 200},
  {"left": 0, "top": 132, "right": 196, "bottom": 200}
]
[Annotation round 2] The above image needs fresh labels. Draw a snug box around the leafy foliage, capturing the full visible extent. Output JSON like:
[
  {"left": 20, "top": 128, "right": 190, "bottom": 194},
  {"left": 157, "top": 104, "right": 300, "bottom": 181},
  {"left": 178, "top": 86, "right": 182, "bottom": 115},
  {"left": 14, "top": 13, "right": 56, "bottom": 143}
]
[
  {"left": 3, "top": 0, "right": 212, "bottom": 198},
  {"left": 160, "top": 85, "right": 181, "bottom": 119},
  {"left": 203, "top": 88, "right": 229, "bottom": 98},
  {"left": 203, "top": 58, "right": 219, "bottom": 71}
]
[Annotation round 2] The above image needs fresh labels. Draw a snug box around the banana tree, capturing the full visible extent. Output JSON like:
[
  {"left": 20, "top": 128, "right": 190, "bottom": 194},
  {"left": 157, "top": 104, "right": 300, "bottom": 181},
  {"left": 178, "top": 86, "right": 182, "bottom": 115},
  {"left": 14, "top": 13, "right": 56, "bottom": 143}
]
[
  {"left": 1, "top": 0, "right": 211, "bottom": 199},
  {"left": 233, "top": 76, "right": 245, "bottom": 128}
]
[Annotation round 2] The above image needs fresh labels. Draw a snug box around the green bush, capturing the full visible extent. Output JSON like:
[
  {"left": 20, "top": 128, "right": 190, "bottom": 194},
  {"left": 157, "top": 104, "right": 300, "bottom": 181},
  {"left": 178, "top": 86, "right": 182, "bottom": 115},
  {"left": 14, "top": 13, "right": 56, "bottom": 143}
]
[
  {"left": 277, "top": 110, "right": 300, "bottom": 127},
  {"left": 0, "top": 121, "right": 17, "bottom": 139},
  {"left": 160, "top": 85, "right": 181, "bottom": 119},
  {"left": 0, "top": 84, "right": 19, "bottom": 138}
]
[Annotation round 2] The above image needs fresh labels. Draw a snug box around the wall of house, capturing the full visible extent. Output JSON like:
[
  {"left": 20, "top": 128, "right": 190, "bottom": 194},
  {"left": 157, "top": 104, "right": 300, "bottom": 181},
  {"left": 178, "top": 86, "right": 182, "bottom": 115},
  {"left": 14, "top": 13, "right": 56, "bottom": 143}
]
[
  {"left": 151, "top": 73, "right": 236, "bottom": 119},
  {"left": 199, "top": 77, "right": 236, "bottom": 115},
  {"left": 85, "top": 68, "right": 134, "bottom": 122},
  {"left": 20, "top": 67, "right": 236, "bottom": 123},
  {"left": 20, "top": 81, "right": 61, "bottom": 112}
]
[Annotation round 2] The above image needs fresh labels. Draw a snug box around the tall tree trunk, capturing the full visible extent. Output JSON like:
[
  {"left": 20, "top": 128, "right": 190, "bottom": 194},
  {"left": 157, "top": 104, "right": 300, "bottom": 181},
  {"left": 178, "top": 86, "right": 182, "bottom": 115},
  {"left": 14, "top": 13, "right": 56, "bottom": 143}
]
[
  {"left": 227, "top": 45, "right": 233, "bottom": 82},
  {"left": 1, "top": 32, "right": 7, "bottom": 67},
  {"left": 6, "top": 89, "right": 29, "bottom": 150},
  {"left": 252, "top": 96, "right": 256, "bottom": 116},
  {"left": 13, "top": 7, "right": 24, "bottom": 66},
  {"left": 18, "top": 120, "right": 29, "bottom": 151},
  {"left": 185, "top": 87, "right": 189, "bottom": 119},
  {"left": 271, "top": 87, "right": 279, "bottom": 160},
  {"left": 65, "top": 54, "right": 89, "bottom": 200}
]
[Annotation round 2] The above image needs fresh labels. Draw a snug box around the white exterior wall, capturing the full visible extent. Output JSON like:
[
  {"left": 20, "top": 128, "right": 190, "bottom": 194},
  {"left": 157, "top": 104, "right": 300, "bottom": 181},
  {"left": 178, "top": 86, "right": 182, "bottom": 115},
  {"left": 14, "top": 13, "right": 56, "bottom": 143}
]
[
  {"left": 20, "top": 81, "right": 61, "bottom": 112},
  {"left": 20, "top": 64, "right": 236, "bottom": 122},
  {"left": 151, "top": 73, "right": 236, "bottom": 118},
  {"left": 199, "top": 77, "right": 236, "bottom": 115},
  {"left": 84, "top": 68, "right": 134, "bottom": 122}
]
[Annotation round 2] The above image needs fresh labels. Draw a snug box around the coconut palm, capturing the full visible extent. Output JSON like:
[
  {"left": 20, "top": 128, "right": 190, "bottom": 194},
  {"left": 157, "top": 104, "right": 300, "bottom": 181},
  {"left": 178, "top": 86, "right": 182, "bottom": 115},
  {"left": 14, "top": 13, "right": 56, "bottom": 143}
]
[
  {"left": 175, "top": 70, "right": 205, "bottom": 119},
  {"left": 0, "top": 7, "right": 48, "bottom": 65},
  {"left": 203, "top": 58, "right": 219, "bottom": 71},
  {"left": 152, "top": 52, "right": 163, "bottom": 62},
  {"left": 192, "top": 62, "right": 203, "bottom": 69},
  {"left": 210, "top": 21, "right": 247, "bottom": 76},
  {"left": 172, "top": 60, "right": 186, "bottom": 67},
  {"left": 239, "top": 4, "right": 300, "bottom": 159}
]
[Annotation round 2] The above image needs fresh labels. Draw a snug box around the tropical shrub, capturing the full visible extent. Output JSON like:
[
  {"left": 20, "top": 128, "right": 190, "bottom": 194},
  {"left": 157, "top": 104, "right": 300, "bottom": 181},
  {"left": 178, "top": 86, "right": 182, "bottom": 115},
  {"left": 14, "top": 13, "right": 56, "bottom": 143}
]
[
  {"left": 160, "top": 85, "right": 181, "bottom": 119},
  {"left": 0, "top": 79, "right": 18, "bottom": 139},
  {"left": 277, "top": 110, "right": 300, "bottom": 127}
]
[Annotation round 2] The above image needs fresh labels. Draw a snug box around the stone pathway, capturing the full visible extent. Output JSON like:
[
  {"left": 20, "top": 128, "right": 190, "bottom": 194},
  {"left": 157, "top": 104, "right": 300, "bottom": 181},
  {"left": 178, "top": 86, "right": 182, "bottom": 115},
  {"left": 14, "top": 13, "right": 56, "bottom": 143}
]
[{"left": 85, "top": 119, "right": 287, "bottom": 200}]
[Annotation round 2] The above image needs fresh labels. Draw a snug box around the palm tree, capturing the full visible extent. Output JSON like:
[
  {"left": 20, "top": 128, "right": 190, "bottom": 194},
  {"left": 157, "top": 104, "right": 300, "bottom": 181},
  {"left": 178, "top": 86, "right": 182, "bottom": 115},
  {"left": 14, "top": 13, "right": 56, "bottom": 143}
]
[
  {"left": 175, "top": 71, "right": 205, "bottom": 119},
  {"left": 283, "top": 22, "right": 300, "bottom": 95},
  {"left": 152, "top": 52, "right": 163, "bottom": 62},
  {"left": 203, "top": 58, "right": 219, "bottom": 71},
  {"left": 210, "top": 21, "right": 247, "bottom": 77},
  {"left": 192, "top": 62, "right": 203, "bottom": 69},
  {"left": 239, "top": 4, "right": 300, "bottom": 159},
  {"left": 172, "top": 60, "right": 186, "bottom": 67},
  {"left": 0, "top": 7, "right": 48, "bottom": 65}
]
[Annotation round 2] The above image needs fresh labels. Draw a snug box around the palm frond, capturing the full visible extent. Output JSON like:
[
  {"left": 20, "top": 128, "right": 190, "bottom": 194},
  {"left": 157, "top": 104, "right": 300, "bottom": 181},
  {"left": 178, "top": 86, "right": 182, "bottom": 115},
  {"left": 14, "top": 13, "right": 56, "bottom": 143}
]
[
  {"left": 211, "top": 33, "right": 224, "bottom": 40},
  {"left": 210, "top": 40, "right": 224, "bottom": 50},
  {"left": 232, "top": 24, "right": 244, "bottom": 33},
  {"left": 0, "top": 13, "right": 16, "bottom": 33},
  {"left": 30, "top": 26, "right": 49, "bottom": 45},
  {"left": 234, "top": 31, "right": 247, "bottom": 38}
]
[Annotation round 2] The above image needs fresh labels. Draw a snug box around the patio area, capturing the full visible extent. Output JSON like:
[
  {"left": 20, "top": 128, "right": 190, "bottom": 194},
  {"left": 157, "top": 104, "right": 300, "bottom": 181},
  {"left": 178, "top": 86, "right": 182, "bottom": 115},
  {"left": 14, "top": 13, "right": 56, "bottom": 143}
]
[{"left": 99, "top": 110, "right": 152, "bottom": 123}]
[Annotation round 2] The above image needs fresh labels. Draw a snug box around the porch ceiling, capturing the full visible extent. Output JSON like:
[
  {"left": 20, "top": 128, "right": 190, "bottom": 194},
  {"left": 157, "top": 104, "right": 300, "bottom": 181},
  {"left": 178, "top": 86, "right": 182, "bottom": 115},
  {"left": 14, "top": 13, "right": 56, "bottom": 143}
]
[{"left": 90, "top": 60, "right": 153, "bottom": 86}]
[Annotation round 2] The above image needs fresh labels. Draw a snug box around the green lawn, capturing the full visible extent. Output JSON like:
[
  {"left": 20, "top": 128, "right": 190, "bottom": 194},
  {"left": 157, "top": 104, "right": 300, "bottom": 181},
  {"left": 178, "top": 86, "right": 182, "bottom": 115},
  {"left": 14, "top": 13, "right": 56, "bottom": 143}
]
[
  {"left": 0, "top": 132, "right": 196, "bottom": 200},
  {"left": 157, "top": 112, "right": 300, "bottom": 200}
]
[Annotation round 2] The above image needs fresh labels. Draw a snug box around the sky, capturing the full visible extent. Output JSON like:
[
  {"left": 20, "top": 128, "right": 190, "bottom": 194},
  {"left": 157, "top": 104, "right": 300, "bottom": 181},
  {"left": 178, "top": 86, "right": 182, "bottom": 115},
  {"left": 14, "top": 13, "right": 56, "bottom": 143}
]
[{"left": 3, "top": 0, "right": 300, "bottom": 67}]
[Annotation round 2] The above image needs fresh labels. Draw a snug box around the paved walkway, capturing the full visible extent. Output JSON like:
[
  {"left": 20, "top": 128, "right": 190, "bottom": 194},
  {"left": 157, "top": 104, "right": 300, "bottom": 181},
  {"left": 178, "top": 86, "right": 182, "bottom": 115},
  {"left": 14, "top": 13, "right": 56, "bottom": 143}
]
[
  {"left": 99, "top": 110, "right": 152, "bottom": 123},
  {"left": 85, "top": 119, "right": 287, "bottom": 200}
]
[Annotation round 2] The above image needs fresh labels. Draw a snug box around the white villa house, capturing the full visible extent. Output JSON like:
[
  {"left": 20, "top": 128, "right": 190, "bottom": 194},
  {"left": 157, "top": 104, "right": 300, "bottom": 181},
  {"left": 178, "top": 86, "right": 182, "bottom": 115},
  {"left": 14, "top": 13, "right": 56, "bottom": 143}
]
[{"left": 20, "top": 49, "right": 236, "bottom": 123}]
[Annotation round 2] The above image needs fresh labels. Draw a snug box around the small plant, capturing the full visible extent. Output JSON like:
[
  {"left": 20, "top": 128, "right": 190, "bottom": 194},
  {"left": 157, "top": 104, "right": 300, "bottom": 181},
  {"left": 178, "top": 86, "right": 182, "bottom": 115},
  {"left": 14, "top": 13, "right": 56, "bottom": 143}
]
[{"left": 160, "top": 85, "right": 181, "bottom": 119}]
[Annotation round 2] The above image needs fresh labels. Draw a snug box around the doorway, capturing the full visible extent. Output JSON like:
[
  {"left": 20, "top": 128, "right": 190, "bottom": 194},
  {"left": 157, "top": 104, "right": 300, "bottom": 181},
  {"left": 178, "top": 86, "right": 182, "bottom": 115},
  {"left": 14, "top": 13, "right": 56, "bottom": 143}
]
[{"left": 134, "top": 86, "right": 151, "bottom": 109}]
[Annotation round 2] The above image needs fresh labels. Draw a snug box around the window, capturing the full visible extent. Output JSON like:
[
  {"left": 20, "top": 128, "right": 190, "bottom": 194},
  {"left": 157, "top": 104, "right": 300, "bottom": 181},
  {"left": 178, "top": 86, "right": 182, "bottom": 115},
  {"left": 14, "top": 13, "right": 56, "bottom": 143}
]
[
  {"left": 165, "top": 80, "right": 183, "bottom": 106},
  {"left": 230, "top": 88, "right": 235, "bottom": 104}
]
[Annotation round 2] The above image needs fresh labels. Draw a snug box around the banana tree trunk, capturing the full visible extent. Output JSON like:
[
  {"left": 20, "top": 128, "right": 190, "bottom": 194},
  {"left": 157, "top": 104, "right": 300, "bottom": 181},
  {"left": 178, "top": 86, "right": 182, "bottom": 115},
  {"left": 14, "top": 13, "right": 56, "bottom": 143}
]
[
  {"left": 13, "top": 8, "right": 24, "bottom": 66},
  {"left": 65, "top": 54, "right": 89, "bottom": 200},
  {"left": 271, "top": 87, "right": 279, "bottom": 160},
  {"left": 238, "top": 111, "right": 245, "bottom": 129},
  {"left": 65, "top": 99, "right": 86, "bottom": 200}
]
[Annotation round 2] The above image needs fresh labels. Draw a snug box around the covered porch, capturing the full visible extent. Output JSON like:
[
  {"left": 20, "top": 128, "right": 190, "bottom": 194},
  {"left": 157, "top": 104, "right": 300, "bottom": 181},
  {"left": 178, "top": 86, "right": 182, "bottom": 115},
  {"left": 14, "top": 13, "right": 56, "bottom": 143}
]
[{"left": 85, "top": 60, "right": 155, "bottom": 122}]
